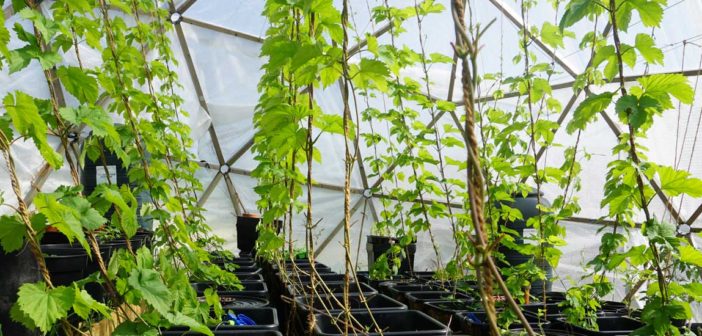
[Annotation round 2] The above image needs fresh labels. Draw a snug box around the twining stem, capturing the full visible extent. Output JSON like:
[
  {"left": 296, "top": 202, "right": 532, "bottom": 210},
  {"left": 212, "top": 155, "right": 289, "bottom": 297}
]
[
  {"left": 340, "top": 0, "right": 354, "bottom": 333},
  {"left": 305, "top": 9, "right": 317, "bottom": 334},
  {"left": 607, "top": 1, "right": 669, "bottom": 306},
  {"left": 519, "top": 0, "right": 547, "bottom": 304},
  {"left": 450, "top": 1, "right": 536, "bottom": 335}
]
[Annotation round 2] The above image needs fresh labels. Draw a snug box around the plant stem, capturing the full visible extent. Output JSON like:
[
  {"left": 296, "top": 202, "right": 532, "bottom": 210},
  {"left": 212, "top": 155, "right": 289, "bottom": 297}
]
[{"left": 607, "top": 0, "right": 668, "bottom": 306}]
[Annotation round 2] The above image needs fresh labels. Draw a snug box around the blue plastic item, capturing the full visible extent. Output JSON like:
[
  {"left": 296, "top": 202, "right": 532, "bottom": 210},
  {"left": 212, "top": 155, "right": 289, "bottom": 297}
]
[
  {"left": 465, "top": 312, "right": 483, "bottom": 324},
  {"left": 225, "top": 311, "right": 257, "bottom": 326}
]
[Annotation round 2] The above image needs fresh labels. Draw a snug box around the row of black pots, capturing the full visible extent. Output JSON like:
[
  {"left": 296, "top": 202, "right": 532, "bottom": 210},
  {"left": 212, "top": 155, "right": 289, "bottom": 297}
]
[
  {"left": 369, "top": 273, "right": 661, "bottom": 336},
  {"left": 162, "top": 255, "right": 283, "bottom": 335},
  {"left": 162, "top": 307, "right": 280, "bottom": 334},
  {"left": 195, "top": 255, "right": 272, "bottom": 308},
  {"left": 266, "top": 259, "right": 459, "bottom": 335}
]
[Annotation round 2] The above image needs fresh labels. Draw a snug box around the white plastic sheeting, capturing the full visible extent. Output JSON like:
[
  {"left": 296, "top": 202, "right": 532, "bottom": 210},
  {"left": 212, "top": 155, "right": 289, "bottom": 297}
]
[{"left": 2, "top": 0, "right": 702, "bottom": 312}]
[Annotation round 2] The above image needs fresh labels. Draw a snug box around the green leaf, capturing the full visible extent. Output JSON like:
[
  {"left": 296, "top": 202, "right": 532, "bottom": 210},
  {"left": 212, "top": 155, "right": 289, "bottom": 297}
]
[
  {"left": 57, "top": 66, "right": 99, "bottom": 104},
  {"left": 635, "top": 34, "right": 663, "bottom": 65},
  {"left": 62, "top": 196, "right": 106, "bottom": 230},
  {"left": 35, "top": 193, "right": 89, "bottom": 250},
  {"left": 643, "top": 219, "right": 676, "bottom": 246},
  {"left": 351, "top": 58, "right": 389, "bottom": 91},
  {"left": 615, "top": 95, "right": 660, "bottom": 130},
  {"left": 3, "top": 92, "right": 62, "bottom": 168},
  {"left": 16, "top": 283, "right": 73, "bottom": 333},
  {"left": 0, "top": 215, "right": 25, "bottom": 253},
  {"left": 128, "top": 268, "right": 172, "bottom": 315},
  {"left": 112, "top": 321, "right": 159, "bottom": 336},
  {"left": 165, "top": 313, "right": 213, "bottom": 336},
  {"left": 566, "top": 92, "right": 614, "bottom": 133},
  {"left": 656, "top": 165, "right": 702, "bottom": 198},
  {"left": 638, "top": 74, "right": 694, "bottom": 106},
  {"left": 559, "top": 0, "right": 601, "bottom": 29},
  {"left": 629, "top": 0, "right": 664, "bottom": 28},
  {"left": 541, "top": 22, "right": 567, "bottom": 49},
  {"left": 0, "top": 10, "right": 10, "bottom": 61},
  {"left": 59, "top": 106, "right": 120, "bottom": 143},
  {"left": 94, "top": 185, "right": 137, "bottom": 237},
  {"left": 679, "top": 245, "right": 702, "bottom": 267},
  {"left": 73, "top": 287, "right": 110, "bottom": 320}
]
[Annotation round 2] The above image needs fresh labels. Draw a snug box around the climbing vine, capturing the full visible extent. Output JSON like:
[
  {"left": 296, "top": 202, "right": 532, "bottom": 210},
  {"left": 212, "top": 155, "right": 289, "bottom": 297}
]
[{"left": 0, "top": 1, "right": 237, "bottom": 335}]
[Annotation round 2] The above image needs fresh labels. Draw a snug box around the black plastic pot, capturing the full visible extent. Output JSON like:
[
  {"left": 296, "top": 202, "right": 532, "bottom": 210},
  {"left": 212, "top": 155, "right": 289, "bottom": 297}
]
[
  {"left": 166, "top": 307, "right": 279, "bottom": 332},
  {"left": 456, "top": 311, "right": 548, "bottom": 335},
  {"left": 405, "top": 291, "right": 473, "bottom": 311},
  {"left": 556, "top": 316, "right": 644, "bottom": 335},
  {"left": 294, "top": 273, "right": 348, "bottom": 283},
  {"left": 356, "top": 271, "right": 411, "bottom": 289},
  {"left": 233, "top": 273, "right": 264, "bottom": 282},
  {"left": 191, "top": 281, "right": 268, "bottom": 299},
  {"left": 213, "top": 259, "right": 257, "bottom": 269},
  {"left": 219, "top": 295, "right": 270, "bottom": 308},
  {"left": 274, "top": 261, "right": 333, "bottom": 274},
  {"left": 236, "top": 215, "right": 260, "bottom": 255},
  {"left": 425, "top": 280, "right": 479, "bottom": 298},
  {"left": 0, "top": 246, "right": 41, "bottom": 336},
  {"left": 366, "top": 235, "right": 416, "bottom": 274},
  {"left": 286, "top": 281, "right": 377, "bottom": 297},
  {"left": 542, "top": 291, "right": 567, "bottom": 303},
  {"left": 523, "top": 302, "right": 626, "bottom": 322},
  {"left": 42, "top": 244, "right": 90, "bottom": 286},
  {"left": 408, "top": 271, "right": 436, "bottom": 281},
  {"left": 81, "top": 137, "right": 131, "bottom": 218},
  {"left": 296, "top": 293, "right": 406, "bottom": 314},
  {"left": 423, "top": 299, "right": 482, "bottom": 331},
  {"left": 498, "top": 191, "right": 554, "bottom": 296},
  {"left": 379, "top": 282, "right": 443, "bottom": 303},
  {"left": 314, "top": 310, "right": 450, "bottom": 336}
]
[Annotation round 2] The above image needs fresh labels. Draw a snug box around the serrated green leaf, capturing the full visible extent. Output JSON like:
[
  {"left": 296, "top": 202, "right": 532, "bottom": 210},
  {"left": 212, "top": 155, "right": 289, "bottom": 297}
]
[
  {"left": 559, "top": 0, "right": 601, "bottom": 29},
  {"left": 59, "top": 106, "right": 119, "bottom": 143},
  {"left": 128, "top": 268, "right": 172, "bottom": 315},
  {"left": 73, "top": 287, "right": 110, "bottom": 320},
  {"left": 656, "top": 165, "right": 702, "bottom": 198},
  {"left": 57, "top": 66, "right": 98, "bottom": 104},
  {"left": 165, "top": 313, "right": 213, "bottom": 336},
  {"left": 541, "top": 22, "right": 567, "bottom": 49},
  {"left": 629, "top": 0, "right": 664, "bottom": 28},
  {"left": 35, "top": 193, "right": 89, "bottom": 250},
  {"left": 62, "top": 196, "right": 106, "bottom": 230},
  {"left": 639, "top": 73, "right": 694, "bottom": 106},
  {"left": 3, "top": 92, "right": 62, "bottom": 168},
  {"left": 366, "top": 33, "right": 378, "bottom": 55},
  {"left": 643, "top": 219, "right": 677, "bottom": 246},
  {"left": 112, "top": 321, "right": 159, "bottom": 336},
  {"left": 94, "top": 185, "right": 137, "bottom": 238},
  {"left": 16, "top": 283, "right": 73, "bottom": 333},
  {"left": 635, "top": 34, "right": 663, "bottom": 65},
  {"left": 0, "top": 215, "right": 25, "bottom": 253},
  {"left": 615, "top": 95, "right": 660, "bottom": 130},
  {"left": 566, "top": 92, "right": 614, "bottom": 133},
  {"left": 0, "top": 10, "right": 10, "bottom": 61},
  {"left": 351, "top": 58, "right": 389, "bottom": 91},
  {"left": 679, "top": 245, "right": 702, "bottom": 267}
]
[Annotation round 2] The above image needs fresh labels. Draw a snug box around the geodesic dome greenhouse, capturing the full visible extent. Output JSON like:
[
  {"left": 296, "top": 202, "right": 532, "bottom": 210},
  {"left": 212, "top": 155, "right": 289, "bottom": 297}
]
[{"left": 1, "top": 0, "right": 702, "bottom": 335}]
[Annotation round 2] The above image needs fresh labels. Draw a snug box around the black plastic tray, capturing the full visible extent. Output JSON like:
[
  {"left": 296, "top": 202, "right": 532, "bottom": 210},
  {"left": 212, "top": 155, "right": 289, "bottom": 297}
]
[
  {"left": 165, "top": 307, "right": 279, "bottom": 331},
  {"left": 295, "top": 293, "right": 407, "bottom": 314},
  {"left": 286, "top": 281, "right": 377, "bottom": 297},
  {"left": 314, "top": 310, "right": 450, "bottom": 335}
]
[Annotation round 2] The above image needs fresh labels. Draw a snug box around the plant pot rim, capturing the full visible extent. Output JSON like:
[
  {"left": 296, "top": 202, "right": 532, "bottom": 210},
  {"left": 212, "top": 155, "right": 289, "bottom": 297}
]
[{"left": 240, "top": 213, "right": 261, "bottom": 219}]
